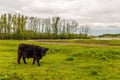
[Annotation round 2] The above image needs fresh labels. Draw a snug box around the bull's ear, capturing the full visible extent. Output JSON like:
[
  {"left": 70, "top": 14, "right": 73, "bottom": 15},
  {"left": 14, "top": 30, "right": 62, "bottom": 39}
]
[{"left": 46, "top": 48, "right": 49, "bottom": 51}]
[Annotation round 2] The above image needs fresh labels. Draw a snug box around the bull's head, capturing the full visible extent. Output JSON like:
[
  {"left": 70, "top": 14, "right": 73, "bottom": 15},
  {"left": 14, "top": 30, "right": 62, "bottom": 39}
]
[{"left": 41, "top": 47, "right": 49, "bottom": 56}]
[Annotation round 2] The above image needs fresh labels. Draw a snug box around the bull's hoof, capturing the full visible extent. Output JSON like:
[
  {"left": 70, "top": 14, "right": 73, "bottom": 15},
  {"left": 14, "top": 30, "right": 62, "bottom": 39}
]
[{"left": 32, "top": 62, "right": 35, "bottom": 65}]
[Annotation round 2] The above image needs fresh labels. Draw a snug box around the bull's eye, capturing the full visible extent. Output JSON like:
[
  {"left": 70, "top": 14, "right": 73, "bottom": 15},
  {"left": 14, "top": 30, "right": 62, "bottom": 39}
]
[{"left": 46, "top": 48, "right": 49, "bottom": 51}]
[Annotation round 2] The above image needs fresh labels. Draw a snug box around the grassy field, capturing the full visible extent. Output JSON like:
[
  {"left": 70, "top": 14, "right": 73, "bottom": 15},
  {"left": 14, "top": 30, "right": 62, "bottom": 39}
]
[{"left": 0, "top": 40, "right": 120, "bottom": 80}]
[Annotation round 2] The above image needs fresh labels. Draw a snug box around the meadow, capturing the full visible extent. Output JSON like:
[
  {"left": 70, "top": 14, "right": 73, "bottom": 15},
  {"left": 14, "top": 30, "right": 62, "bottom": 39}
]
[{"left": 0, "top": 40, "right": 120, "bottom": 80}]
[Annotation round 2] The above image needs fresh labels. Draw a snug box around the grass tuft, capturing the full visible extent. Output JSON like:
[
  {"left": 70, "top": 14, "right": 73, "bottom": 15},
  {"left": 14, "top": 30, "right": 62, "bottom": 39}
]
[{"left": 66, "top": 57, "right": 74, "bottom": 61}]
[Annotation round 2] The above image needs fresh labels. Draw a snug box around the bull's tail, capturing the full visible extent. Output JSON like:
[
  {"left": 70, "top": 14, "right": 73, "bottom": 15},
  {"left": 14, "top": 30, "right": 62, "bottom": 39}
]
[{"left": 17, "top": 48, "right": 22, "bottom": 64}]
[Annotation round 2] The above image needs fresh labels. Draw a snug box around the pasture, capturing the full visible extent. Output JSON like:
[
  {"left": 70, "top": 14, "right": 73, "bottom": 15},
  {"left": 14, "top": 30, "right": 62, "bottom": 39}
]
[{"left": 0, "top": 40, "right": 120, "bottom": 80}]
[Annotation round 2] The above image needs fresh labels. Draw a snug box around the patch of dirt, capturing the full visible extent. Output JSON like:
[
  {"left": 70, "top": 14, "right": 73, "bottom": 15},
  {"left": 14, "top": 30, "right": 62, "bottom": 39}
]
[
  {"left": 30, "top": 41, "right": 108, "bottom": 46},
  {"left": 28, "top": 40, "right": 120, "bottom": 47}
]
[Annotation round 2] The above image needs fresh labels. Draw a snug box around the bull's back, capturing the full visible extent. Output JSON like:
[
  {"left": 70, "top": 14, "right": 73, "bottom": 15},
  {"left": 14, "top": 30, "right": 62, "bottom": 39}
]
[
  {"left": 19, "top": 44, "right": 33, "bottom": 49},
  {"left": 18, "top": 44, "right": 35, "bottom": 57}
]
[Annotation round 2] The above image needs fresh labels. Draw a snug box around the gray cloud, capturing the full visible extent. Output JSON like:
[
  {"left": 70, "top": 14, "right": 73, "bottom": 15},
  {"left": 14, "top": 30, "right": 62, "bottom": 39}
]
[{"left": 0, "top": 0, "right": 120, "bottom": 35}]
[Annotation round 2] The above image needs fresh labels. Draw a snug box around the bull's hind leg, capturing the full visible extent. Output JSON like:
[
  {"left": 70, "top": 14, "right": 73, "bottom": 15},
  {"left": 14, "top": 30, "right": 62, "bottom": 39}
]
[
  {"left": 37, "top": 59, "right": 40, "bottom": 66},
  {"left": 32, "top": 58, "right": 35, "bottom": 65},
  {"left": 23, "top": 57, "right": 27, "bottom": 64},
  {"left": 18, "top": 54, "right": 22, "bottom": 64}
]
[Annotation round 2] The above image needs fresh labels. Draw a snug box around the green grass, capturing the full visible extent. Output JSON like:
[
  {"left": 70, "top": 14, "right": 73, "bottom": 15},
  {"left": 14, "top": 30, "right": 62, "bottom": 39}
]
[{"left": 0, "top": 40, "right": 120, "bottom": 80}]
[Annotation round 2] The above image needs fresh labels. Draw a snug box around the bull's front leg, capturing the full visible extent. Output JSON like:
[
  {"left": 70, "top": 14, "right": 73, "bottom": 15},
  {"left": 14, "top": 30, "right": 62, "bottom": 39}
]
[{"left": 36, "top": 58, "right": 40, "bottom": 66}]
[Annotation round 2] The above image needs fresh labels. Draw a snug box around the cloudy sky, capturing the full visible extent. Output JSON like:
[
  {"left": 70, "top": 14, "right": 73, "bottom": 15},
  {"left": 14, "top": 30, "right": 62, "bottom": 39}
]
[{"left": 0, "top": 0, "right": 120, "bottom": 35}]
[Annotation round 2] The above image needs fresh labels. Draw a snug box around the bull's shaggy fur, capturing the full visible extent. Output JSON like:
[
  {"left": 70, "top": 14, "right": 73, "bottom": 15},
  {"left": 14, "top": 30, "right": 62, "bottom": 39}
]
[{"left": 18, "top": 44, "right": 49, "bottom": 66}]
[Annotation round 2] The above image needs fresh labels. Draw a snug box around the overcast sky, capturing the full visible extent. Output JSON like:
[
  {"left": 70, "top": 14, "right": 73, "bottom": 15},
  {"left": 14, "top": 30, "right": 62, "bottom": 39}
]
[{"left": 0, "top": 0, "right": 120, "bottom": 35}]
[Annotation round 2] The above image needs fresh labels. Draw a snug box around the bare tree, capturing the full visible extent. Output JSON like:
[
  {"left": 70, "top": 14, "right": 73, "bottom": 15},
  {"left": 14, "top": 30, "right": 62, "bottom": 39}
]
[
  {"left": 81, "top": 25, "right": 90, "bottom": 38},
  {"left": 52, "top": 17, "right": 60, "bottom": 38}
]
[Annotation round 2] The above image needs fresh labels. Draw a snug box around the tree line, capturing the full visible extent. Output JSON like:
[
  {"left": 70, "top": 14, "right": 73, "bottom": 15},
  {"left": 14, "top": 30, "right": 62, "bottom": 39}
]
[
  {"left": 99, "top": 33, "right": 120, "bottom": 37},
  {"left": 0, "top": 13, "right": 90, "bottom": 39}
]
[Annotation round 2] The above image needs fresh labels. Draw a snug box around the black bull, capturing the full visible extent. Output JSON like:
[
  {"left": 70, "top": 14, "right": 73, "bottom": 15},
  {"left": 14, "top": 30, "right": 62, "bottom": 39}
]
[{"left": 18, "top": 44, "right": 49, "bottom": 66}]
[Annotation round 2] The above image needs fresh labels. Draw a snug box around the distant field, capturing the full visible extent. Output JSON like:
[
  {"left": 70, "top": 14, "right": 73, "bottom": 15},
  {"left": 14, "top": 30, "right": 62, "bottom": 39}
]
[{"left": 0, "top": 40, "right": 120, "bottom": 80}]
